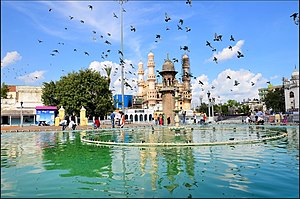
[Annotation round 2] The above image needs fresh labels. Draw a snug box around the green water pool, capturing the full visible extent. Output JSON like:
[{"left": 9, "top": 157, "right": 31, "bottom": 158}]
[{"left": 1, "top": 125, "right": 299, "bottom": 198}]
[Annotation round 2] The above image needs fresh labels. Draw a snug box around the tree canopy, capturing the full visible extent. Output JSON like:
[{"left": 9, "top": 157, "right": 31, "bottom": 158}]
[
  {"left": 41, "top": 69, "right": 114, "bottom": 117},
  {"left": 1, "top": 82, "right": 9, "bottom": 99},
  {"left": 264, "top": 87, "right": 285, "bottom": 113}
]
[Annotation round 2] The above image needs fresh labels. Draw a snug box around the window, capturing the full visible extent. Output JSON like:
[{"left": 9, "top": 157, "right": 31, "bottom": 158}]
[{"left": 290, "top": 91, "right": 294, "bottom": 98}]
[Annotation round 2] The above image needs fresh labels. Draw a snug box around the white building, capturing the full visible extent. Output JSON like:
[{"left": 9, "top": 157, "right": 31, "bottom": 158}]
[
  {"left": 283, "top": 67, "right": 299, "bottom": 113},
  {"left": 1, "top": 85, "right": 43, "bottom": 125}
]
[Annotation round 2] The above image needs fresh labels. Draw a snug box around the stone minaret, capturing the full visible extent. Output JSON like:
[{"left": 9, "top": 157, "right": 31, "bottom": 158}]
[
  {"left": 181, "top": 54, "right": 192, "bottom": 110},
  {"left": 137, "top": 61, "right": 144, "bottom": 98},
  {"left": 146, "top": 51, "right": 157, "bottom": 109},
  {"left": 159, "top": 54, "right": 178, "bottom": 124}
]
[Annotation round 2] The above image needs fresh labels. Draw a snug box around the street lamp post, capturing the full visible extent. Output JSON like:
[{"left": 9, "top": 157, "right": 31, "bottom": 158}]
[
  {"left": 207, "top": 91, "right": 211, "bottom": 119},
  {"left": 119, "top": 0, "right": 127, "bottom": 113},
  {"left": 199, "top": 96, "right": 203, "bottom": 107},
  {"left": 20, "top": 101, "right": 23, "bottom": 127},
  {"left": 211, "top": 97, "right": 215, "bottom": 121}
]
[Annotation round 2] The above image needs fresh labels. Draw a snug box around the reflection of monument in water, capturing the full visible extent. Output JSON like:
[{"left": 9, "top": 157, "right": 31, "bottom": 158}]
[
  {"left": 137, "top": 52, "right": 192, "bottom": 124},
  {"left": 139, "top": 130, "right": 195, "bottom": 192}
]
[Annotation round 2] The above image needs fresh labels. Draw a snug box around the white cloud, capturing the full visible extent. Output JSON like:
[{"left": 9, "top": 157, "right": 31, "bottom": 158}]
[
  {"left": 191, "top": 68, "right": 267, "bottom": 106},
  {"left": 207, "top": 40, "right": 245, "bottom": 63},
  {"left": 17, "top": 70, "right": 46, "bottom": 83},
  {"left": 270, "top": 75, "right": 279, "bottom": 80},
  {"left": 1, "top": 51, "right": 22, "bottom": 67},
  {"left": 88, "top": 59, "right": 138, "bottom": 96}
]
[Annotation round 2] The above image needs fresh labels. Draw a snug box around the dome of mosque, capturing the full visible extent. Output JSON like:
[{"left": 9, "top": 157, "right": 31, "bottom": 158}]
[
  {"left": 148, "top": 51, "right": 154, "bottom": 58},
  {"left": 162, "top": 58, "right": 175, "bottom": 71},
  {"left": 291, "top": 68, "right": 299, "bottom": 79},
  {"left": 138, "top": 61, "right": 143, "bottom": 68},
  {"left": 182, "top": 54, "right": 189, "bottom": 59}
]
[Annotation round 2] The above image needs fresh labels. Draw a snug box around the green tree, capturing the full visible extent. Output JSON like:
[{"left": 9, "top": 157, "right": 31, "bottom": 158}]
[
  {"left": 264, "top": 87, "right": 285, "bottom": 113},
  {"left": 1, "top": 82, "right": 9, "bottom": 99},
  {"left": 196, "top": 103, "right": 208, "bottom": 114},
  {"left": 239, "top": 104, "right": 250, "bottom": 114},
  {"left": 42, "top": 81, "right": 59, "bottom": 105},
  {"left": 221, "top": 104, "right": 229, "bottom": 114},
  {"left": 104, "top": 66, "right": 112, "bottom": 85},
  {"left": 226, "top": 99, "right": 240, "bottom": 107},
  {"left": 42, "top": 69, "right": 114, "bottom": 117}
]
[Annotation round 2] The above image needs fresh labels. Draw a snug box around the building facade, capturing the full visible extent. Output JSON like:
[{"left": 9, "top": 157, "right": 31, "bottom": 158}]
[
  {"left": 1, "top": 85, "right": 43, "bottom": 125},
  {"left": 136, "top": 52, "right": 192, "bottom": 124},
  {"left": 283, "top": 67, "right": 299, "bottom": 113}
]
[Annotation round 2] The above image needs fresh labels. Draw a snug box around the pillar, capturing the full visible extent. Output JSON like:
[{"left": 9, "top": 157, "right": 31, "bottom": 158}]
[
  {"left": 59, "top": 106, "right": 65, "bottom": 120},
  {"left": 55, "top": 117, "right": 60, "bottom": 126},
  {"left": 80, "top": 106, "right": 87, "bottom": 126}
]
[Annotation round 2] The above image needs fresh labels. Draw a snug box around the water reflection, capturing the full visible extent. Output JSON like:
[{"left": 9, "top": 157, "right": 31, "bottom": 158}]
[{"left": 1, "top": 126, "right": 299, "bottom": 198}]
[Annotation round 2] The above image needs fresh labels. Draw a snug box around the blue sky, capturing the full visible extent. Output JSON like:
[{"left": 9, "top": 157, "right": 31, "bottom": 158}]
[{"left": 1, "top": 0, "right": 299, "bottom": 106}]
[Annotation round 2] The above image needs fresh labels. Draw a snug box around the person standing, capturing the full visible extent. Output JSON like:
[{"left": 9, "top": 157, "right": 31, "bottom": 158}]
[
  {"left": 182, "top": 110, "right": 186, "bottom": 124},
  {"left": 93, "top": 116, "right": 100, "bottom": 129},
  {"left": 120, "top": 112, "right": 125, "bottom": 128},
  {"left": 68, "top": 114, "right": 76, "bottom": 130},
  {"left": 110, "top": 112, "right": 115, "bottom": 128},
  {"left": 60, "top": 115, "right": 68, "bottom": 131},
  {"left": 154, "top": 113, "right": 158, "bottom": 125},
  {"left": 159, "top": 114, "right": 163, "bottom": 125},
  {"left": 193, "top": 112, "right": 197, "bottom": 124}
]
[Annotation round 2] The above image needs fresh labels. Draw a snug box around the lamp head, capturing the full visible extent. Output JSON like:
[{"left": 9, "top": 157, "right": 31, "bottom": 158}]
[{"left": 207, "top": 91, "right": 211, "bottom": 98}]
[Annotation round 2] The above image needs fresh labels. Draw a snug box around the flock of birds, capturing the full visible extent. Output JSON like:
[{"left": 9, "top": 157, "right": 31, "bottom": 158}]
[
  {"left": 33, "top": 0, "right": 196, "bottom": 91},
  {"left": 3, "top": 0, "right": 298, "bottom": 95}
]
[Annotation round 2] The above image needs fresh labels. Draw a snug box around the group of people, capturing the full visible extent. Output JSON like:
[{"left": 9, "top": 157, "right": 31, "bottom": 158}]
[
  {"left": 245, "top": 110, "right": 265, "bottom": 125},
  {"left": 110, "top": 111, "right": 125, "bottom": 128},
  {"left": 92, "top": 111, "right": 126, "bottom": 129},
  {"left": 154, "top": 114, "right": 165, "bottom": 125},
  {"left": 193, "top": 112, "right": 207, "bottom": 124},
  {"left": 59, "top": 114, "right": 77, "bottom": 131}
]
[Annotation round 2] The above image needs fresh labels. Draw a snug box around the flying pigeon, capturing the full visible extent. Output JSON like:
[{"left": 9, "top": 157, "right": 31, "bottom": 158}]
[
  {"left": 206, "top": 41, "right": 212, "bottom": 48},
  {"left": 237, "top": 51, "right": 244, "bottom": 58},
  {"left": 230, "top": 35, "right": 235, "bottom": 41},
  {"left": 179, "top": 19, "right": 184, "bottom": 25},
  {"left": 130, "top": 25, "right": 136, "bottom": 32},
  {"left": 186, "top": 0, "right": 192, "bottom": 6},
  {"left": 180, "top": 46, "right": 190, "bottom": 52},
  {"left": 290, "top": 13, "right": 299, "bottom": 25},
  {"left": 165, "top": 12, "right": 171, "bottom": 22},
  {"left": 113, "top": 12, "right": 118, "bottom": 18},
  {"left": 105, "top": 40, "right": 111, "bottom": 45},
  {"left": 213, "top": 57, "right": 218, "bottom": 63},
  {"left": 234, "top": 80, "right": 240, "bottom": 86},
  {"left": 118, "top": 50, "right": 123, "bottom": 56},
  {"left": 213, "top": 33, "right": 222, "bottom": 41}
]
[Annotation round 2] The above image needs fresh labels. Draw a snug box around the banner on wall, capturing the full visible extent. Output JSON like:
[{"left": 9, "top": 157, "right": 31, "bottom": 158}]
[{"left": 35, "top": 106, "right": 57, "bottom": 125}]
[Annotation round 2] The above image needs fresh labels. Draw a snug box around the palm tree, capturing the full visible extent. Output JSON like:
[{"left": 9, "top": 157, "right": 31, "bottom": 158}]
[{"left": 104, "top": 66, "right": 112, "bottom": 85}]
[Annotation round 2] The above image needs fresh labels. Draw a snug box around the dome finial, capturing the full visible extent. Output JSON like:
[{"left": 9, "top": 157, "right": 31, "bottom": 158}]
[{"left": 167, "top": 53, "right": 169, "bottom": 60}]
